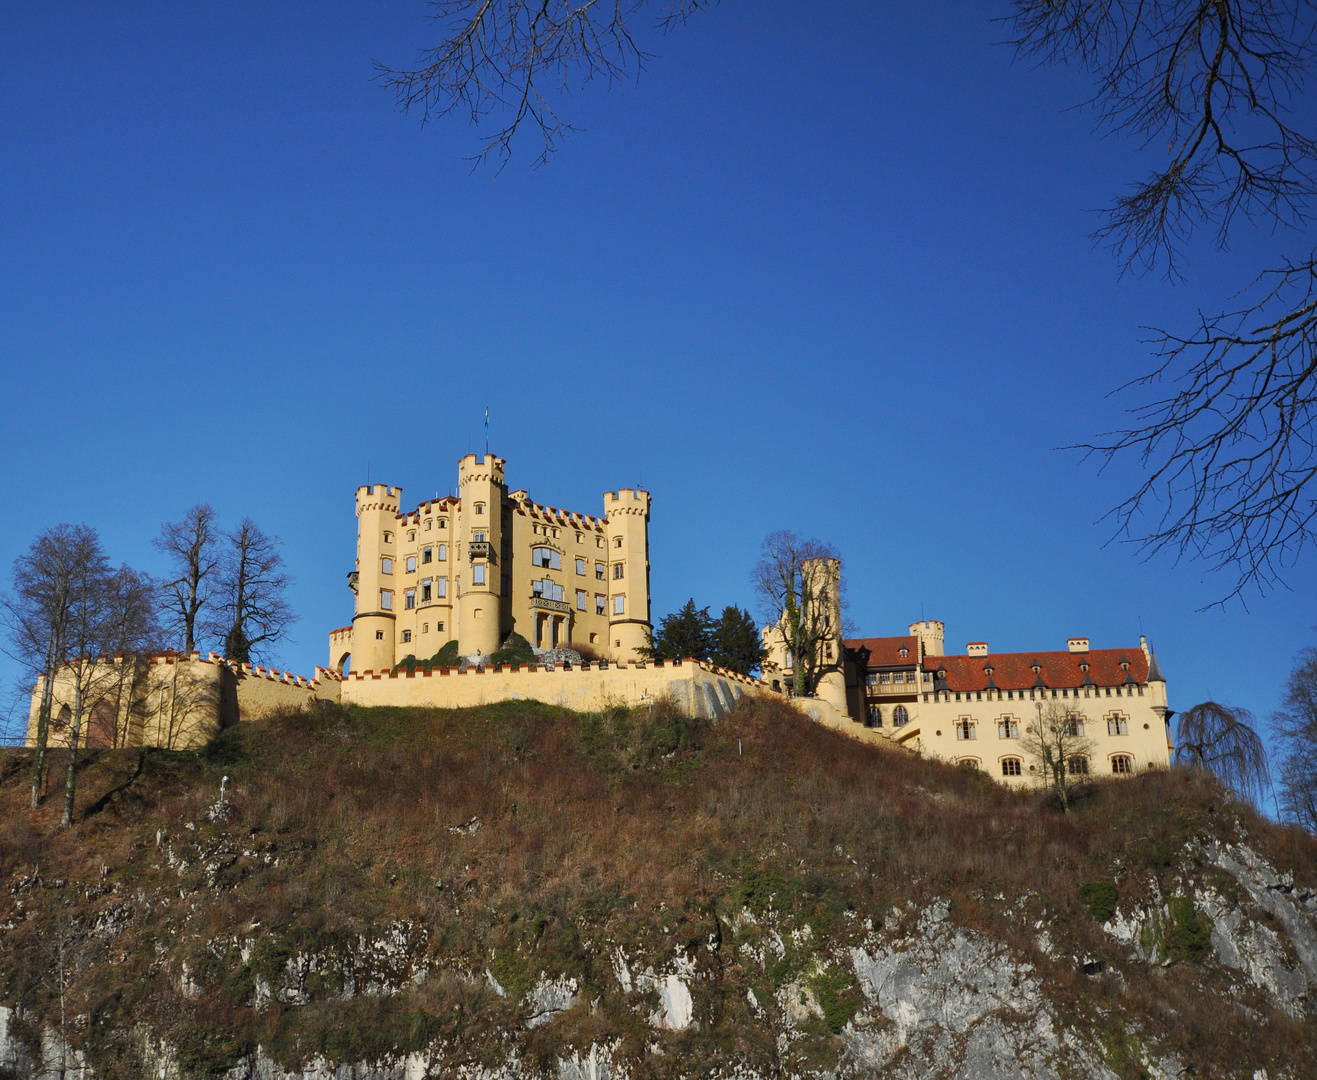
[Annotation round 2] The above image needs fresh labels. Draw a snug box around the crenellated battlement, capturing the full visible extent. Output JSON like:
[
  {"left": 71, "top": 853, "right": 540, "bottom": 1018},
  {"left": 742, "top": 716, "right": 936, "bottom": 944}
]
[
  {"left": 356, "top": 484, "right": 402, "bottom": 514},
  {"left": 458, "top": 453, "right": 506, "bottom": 485}
]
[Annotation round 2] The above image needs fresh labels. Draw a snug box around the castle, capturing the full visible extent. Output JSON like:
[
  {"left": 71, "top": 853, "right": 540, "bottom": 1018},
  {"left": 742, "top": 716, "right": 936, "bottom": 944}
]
[
  {"left": 26, "top": 453, "right": 1174, "bottom": 788},
  {"left": 760, "top": 579, "right": 1173, "bottom": 786},
  {"left": 329, "top": 454, "right": 653, "bottom": 673}
]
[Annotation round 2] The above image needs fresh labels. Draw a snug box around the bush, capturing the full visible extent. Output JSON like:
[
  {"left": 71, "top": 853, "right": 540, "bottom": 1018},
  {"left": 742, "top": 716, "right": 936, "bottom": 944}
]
[
  {"left": 1166, "top": 897, "right": 1213, "bottom": 964},
  {"left": 430, "top": 641, "right": 461, "bottom": 667},
  {"left": 491, "top": 631, "right": 535, "bottom": 667},
  {"left": 1079, "top": 881, "right": 1119, "bottom": 922}
]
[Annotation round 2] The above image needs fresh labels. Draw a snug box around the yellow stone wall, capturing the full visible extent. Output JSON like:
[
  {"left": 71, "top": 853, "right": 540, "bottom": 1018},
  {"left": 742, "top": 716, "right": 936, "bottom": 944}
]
[{"left": 27, "top": 653, "right": 333, "bottom": 751}]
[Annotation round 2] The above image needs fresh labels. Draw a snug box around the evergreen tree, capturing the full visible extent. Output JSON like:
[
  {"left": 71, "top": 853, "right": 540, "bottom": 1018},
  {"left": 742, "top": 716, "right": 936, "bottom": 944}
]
[
  {"left": 710, "top": 605, "right": 766, "bottom": 676},
  {"left": 644, "top": 599, "right": 713, "bottom": 661}
]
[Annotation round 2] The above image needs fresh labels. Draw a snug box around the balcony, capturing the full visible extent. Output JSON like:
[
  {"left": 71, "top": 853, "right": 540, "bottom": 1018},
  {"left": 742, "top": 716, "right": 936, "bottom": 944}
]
[
  {"left": 468, "top": 541, "right": 493, "bottom": 561},
  {"left": 530, "top": 596, "right": 571, "bottom": 613},
  {"left": 866, "top": 678, "right": 920, "bottom": 695}
]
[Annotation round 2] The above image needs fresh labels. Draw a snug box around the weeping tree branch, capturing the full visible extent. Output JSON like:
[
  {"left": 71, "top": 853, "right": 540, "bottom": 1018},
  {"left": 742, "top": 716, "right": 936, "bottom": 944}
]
[
  {"left": 1011, "top": 2, "right": 1317, "bottom": 602},
  {"left": 376, "top": 0, "right": 711, "bottom": 167}
]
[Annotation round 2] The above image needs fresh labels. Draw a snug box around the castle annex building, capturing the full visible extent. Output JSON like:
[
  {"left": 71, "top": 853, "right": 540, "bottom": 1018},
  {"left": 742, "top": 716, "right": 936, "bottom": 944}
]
[{"left": 329, "top": 454, "right": 653, "bottom": 674}]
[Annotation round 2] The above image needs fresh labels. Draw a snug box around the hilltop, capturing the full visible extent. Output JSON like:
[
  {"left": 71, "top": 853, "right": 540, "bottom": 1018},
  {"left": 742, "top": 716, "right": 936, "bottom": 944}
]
[{"left": 1, "top": 696, "right": 1316, "bottom": 1079}]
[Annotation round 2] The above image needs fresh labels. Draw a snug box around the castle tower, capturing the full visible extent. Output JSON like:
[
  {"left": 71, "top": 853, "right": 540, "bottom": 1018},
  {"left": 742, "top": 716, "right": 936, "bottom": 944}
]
[
  {"left": 804, "top": 557, "right": 848, "bottom": 713},
  {"left": 604, "top": 488, "right": 651, "bottom": 662},
  {"left": 354, "top": 484, "right": 402, "bottom": 673},
  {"left": 909, "top": 619, "right": 945, "bottom": 660},
  {"left": 457, "top": 454, "right": 507, "bottom": 657}
]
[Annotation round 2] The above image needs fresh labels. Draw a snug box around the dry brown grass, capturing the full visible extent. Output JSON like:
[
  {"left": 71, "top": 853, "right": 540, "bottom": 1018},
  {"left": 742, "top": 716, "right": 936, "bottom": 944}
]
[{"left": 0, "top": 696, "right": 1314, "bottom": 1078}]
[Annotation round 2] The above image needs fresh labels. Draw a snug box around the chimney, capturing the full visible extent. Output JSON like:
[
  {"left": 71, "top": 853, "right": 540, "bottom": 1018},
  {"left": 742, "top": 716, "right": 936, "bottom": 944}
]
[
  {"left": 1068, "top": 637, "right": 1090, "bottom": 653},
  {"left": 967, "top": 642, "right": 988, "bottom": 656}
]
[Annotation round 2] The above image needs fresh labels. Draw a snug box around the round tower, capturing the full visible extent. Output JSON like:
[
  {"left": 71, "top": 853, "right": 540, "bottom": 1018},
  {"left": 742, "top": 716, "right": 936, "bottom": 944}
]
[
  {"left": 353, "top": 484, "right": 402, "bottom": 674},
  {"left": 604, "top": 488, "right": 651, "bottom": 662},
  {"left": 804, "top": 557, "right": 849, "bottom": 712},
  {"left": 456, "top": 454, "right": 507, "bottom": 657}
]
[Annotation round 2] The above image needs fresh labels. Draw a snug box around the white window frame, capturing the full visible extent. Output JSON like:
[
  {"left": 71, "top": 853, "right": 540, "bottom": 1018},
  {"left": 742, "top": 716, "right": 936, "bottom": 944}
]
[
  {"left": 613, "top": 594, "right": 625, "bottom": 615},
  {"left": 472, "top": 564, "right": 486, "bottom": 586},
  {"left": 380, "top": 589, "right": 393, "bottom": 611}
]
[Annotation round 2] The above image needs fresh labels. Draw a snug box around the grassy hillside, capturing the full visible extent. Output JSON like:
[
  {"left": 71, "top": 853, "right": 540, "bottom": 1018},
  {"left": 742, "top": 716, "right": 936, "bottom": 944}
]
[{"left": 1, "top": 696, "right": 1315, "bottom": 1079}]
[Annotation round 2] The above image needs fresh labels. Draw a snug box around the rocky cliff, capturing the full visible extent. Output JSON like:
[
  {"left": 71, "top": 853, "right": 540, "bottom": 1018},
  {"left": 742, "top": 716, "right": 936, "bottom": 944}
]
[{"left": 1, "top": 697, "right": 1314, "bottom": 1079}]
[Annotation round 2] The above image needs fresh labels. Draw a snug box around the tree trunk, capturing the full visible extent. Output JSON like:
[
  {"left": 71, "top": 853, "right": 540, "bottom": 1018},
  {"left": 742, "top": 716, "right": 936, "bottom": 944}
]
[{"left": 61, "top": 676, "right": 84, "bottom": 829}]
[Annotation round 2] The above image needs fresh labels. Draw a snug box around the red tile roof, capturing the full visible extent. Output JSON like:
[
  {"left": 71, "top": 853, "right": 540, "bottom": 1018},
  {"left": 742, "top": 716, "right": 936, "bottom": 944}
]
[
  {"left": 921, "top": 649, "right": 1148, "bottom": 692},
  {"left": 845, "top": 637, "right": 919, "bottom": 667}
]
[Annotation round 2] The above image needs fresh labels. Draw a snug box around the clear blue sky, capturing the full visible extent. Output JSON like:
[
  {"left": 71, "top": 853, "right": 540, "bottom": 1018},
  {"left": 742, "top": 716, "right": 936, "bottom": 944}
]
[{"left": 1, "top": 2, "right": 1313, "bottom": 754}]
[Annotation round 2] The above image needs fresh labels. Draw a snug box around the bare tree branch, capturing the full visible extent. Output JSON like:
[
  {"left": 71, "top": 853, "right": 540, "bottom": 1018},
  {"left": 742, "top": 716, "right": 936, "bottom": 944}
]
[
  {"left": 376, "top": 0, "right": 711, "bottom": 167},
  {"left": 1175, "top": 700, "right": 1271, "bottom": 802}
]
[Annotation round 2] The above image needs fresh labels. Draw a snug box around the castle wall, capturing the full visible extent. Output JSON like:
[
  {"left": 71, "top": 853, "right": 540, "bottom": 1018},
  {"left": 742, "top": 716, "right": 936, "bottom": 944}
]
[
  {"left": 27, "top": 653, "right": 335, "bottom": 752},
  {"left": 338, "top": 658, "right": 765, "bottom": 720}
]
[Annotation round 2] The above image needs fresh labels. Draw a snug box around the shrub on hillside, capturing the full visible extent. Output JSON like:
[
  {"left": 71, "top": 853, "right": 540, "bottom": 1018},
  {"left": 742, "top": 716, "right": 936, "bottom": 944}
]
[{"left": 1079, "top": 881, "right": 1119, "bottom": 922}]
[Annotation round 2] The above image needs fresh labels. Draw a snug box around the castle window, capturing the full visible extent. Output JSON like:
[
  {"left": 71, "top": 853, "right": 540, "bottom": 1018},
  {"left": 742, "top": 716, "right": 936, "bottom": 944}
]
[
  {"left": 381, "top": 557, "right": 393, "bottom": 575},
  {"left": 614, "top": 536, "right": 623, "bottom": 548},
  {"left": 1107, "top": 715, "right": 1129, "bottom": 736},
  {"left": 475, "top": 503, "right": 485, "bottom": 515},
  {"left": 383, "top": 531, "right": 393, "bottom": 544},
  {"left": 1111, "top": 754, "right": 1133, "bottom": 774},
  {"left": 597, "top": 537, "right": 603, "bottom": 548},
  {"left": 867, "top": 705, "right": 882, "bottom": 726},
  {"left": 376, "top": 630, "right": 385, "bottom": 640},
  {"left": 423, "top": 546, "right": 432, "bottom": 563},
  {"left": 425, "top": 520, "right": 432, "bottom": 530},
  {"left": 380, "top": 589, "right": 393, "bottom": 611},
  {"left": 472, "top": 564, "right": 486, "bottom": 586},
  {"left": 404, "top": 589, "right": 416, "bottom": 609},
  {"left": 1001, "top": 758, "right": 1022, "bottom": 777},
  {"left": 1065, "top": 716, "right": 1085, "bottom": 737},
  {"left": 955, "top": 719, "right": 976, "bottom": 741},
  {"left": 473, "top": 530, "right": 486, "bottom": 543},
  {"left": 437, "top": 621, "right": 444, "bottom": 632},
  {"left": 576, "top": 589, "right": 587, "bottom": 611},
  {"left": 406, "top": 556, "right": 417, "bottom": 573},
  {"left": 596, "top": 594, "right": 606, "bottom": 615},
  {"left": 892, "top": 705, "right": 910, "bottom": 727},
  {"left": 893, "top": 671, "right": 906, "bottom": 684},
  {"left": 408, "top": 531, "right": 415, "bottom": 542},
  {"left": 998, "top": 718, "right": 1019, "bottom": 739},
  {"left": 613, "top": 563, "right": 624, "bottom": 580},
  {"left": 1068, "top": 756, "right": 1090, "bottom": 775},
  {"left": 866, "top": 673, "right": 877, "bottom": 686},
  {"left": 437, "top": 577, "right": 447, "bottom": 598},
  {"left": 576, "top": 557, "right": 586, "bottom": 575},
  {"left": 421, "top": 580, "right": 432, "bottom": 602},
  {"left": 422, "top": 623, "right": 428, "bottom": 633},
  {"left": 576, "top": 533, "right": 582, "bottom": 544},
  {"left": 438, "top": 544, "right": 447, "bottom": 561},
  {"left": 532, "top": 547, "right": 561, "bottom": 570},
  {"left": 923, "top": 672, "right": 932, "bottom": 683},
  {"left": 532, "top": 578, "right": 564, "bottom": 602},
  {"left": 879, "top": 672, "right": 891, "bottom": 684},
  {"left": 595, "top": 562, "right": 605, "bottom": 580},
  {"left": 401, "top": 629, "right": 412, "bottom": 643},
  {"left": 438, "top": 519, "right": 447, "bottom": 529},
  {"left": 613, "top": 594, "right": 625, "bottom": 615}
]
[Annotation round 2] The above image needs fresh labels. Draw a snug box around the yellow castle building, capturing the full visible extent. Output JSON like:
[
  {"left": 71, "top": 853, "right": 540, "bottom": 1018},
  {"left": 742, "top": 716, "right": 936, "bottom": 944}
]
[{"left": 329, "top": 453, "right": 653, "bottom": 674}]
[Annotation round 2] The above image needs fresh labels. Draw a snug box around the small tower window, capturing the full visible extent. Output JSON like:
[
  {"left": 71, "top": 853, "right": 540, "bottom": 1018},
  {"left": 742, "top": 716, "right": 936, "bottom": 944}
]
[
  {"left": 401, "top": 629, "right": 412, "bottom": 643},
  {"left": 381, "top": 557, "right": 393, "bottom": 575},
  {"left": 576, "top": 558, "right": 586, "bottom": 575},
  {"left": 613, "top": 594, "right": 625, "bottom": 615},
  {"left": 614, "top": 536, "right": 623, "bottom": 548},
  {"left": 472, "top": 564, "right": 486, "bottom": 586},
  {"left": 422, "top": 546, "right": 432, "bottom": 564},
  {"left": 404, "top": 589, "right": 416, "bottom": 610},
  {"left": 383, "top": 531, "right": 393, "bottom": 544},
  {"left": 406, "top": 556, "right": 417, "bottom": 574},
  {"left": 408, "top": 531, "right": 415, "bottom": 542},
  {"left": 380, "top": 589, "right": 393, "bottom": 611},
  {"left": 475, "top": 503, "right": 485, "bottom": 515},
  {"left": 613, "top": 563, "right": 624, "bottom": 579}
]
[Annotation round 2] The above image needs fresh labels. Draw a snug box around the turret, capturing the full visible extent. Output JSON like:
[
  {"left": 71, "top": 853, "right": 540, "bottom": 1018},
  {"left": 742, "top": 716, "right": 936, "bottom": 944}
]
[
  {"left": 353, "top": 484, "right": 402, "bottom": 673},
  {"left": 604, "top": 488, "right": 651, "bottom": 662},
  {"left": 804, "top": 557, "right": 848, "bottom": 713},
  {"left": 456, "top": 454, "right": 507, "bottom": 657},
  {"left": 909, "top": 619, "right": 945, "bottom": 659}
]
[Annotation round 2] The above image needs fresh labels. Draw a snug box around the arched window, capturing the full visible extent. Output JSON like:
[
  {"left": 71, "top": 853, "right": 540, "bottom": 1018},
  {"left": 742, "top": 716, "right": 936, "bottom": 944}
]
[
  {"left": 532, "top": 547, "right": 561, "bottom": 570},
  {"left": 867, "top": 705, "right": 882, "bottom": 727},
  {"left": 57, "top": 705, "right": 71, "bottom": 726},
  {"left": 1111, "top": 755, "right": 1133, "bottom": 774},
  {"left": 1001, "top": 758, "right": 1023, "bottom": 777},
  {"left": 1067, "top": 756, "right": 1089, "bottom": 775},
  {"left": 892, "top": 705, "right": 909, "bottom": 727}
]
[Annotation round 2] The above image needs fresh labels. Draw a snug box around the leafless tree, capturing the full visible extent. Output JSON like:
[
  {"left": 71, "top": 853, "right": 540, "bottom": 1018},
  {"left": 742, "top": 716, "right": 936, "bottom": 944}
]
[
  {"left": 1, "top": 525, "right": 101, "bottom": 809},
  {"left": 1021, "top": 700, "right": 1096, "bottom": 812},
  {"left": 376, "top": 0, "right": 710, "bottom": 166},
  {"left": 751, "top": 530, "right": 846, "bottom": 699},
  {"left": 1272, "top": 646, "right": 1317, "bottom": 829},
  {"left": 209, "top": 519, "right": 294, "bottom": 665},
  {"left": 153, "top": 503, "right": 219, "bottom": 654},
  {"left": 1175, "top": 700, "right": 1271, "bottom": 803},
  {"left": 99, "top": 566, "right": 162, "bottom": 749},
  {"left": 1009, "top": 1, "right": 1317, "bottom": 603}
]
